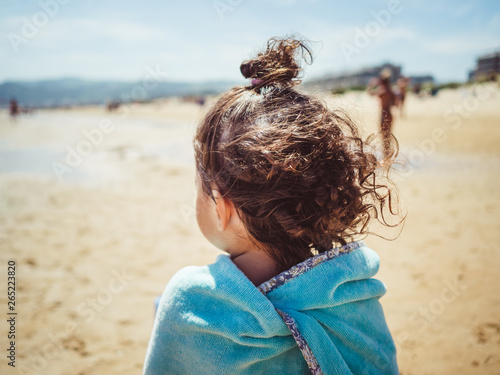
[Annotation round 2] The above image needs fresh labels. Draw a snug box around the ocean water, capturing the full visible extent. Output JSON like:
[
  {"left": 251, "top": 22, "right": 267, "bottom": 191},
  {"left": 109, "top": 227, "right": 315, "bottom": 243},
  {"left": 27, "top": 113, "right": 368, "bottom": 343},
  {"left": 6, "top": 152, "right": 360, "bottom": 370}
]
[{"left": 0, "top": 110, "right": 194, "bottom": 184}]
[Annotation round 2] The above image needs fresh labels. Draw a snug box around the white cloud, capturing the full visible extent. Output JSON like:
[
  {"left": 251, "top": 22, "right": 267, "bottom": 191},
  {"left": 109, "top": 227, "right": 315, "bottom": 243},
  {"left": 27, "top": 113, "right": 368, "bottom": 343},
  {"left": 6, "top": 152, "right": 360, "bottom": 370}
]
[
  {"left": 3, "top": 16, "right": 170, "bottom": 50},
  {"left": 425, "top": 34, "right": 500, "bottom": 55},
  {"left": 452, "top": 2, "right": 475, "bottom": 18},
  {"left": 489, "top": 13, "right": 500, "bottom": 27},
  {"left": 378, "top": 27, "right": 417, "bottom": 43},
  {"left": 257, "top": 0, "right": 318, "bottom": 5},
  {"left": 53, "top": 17, "right": 168, "bottom": 43}
]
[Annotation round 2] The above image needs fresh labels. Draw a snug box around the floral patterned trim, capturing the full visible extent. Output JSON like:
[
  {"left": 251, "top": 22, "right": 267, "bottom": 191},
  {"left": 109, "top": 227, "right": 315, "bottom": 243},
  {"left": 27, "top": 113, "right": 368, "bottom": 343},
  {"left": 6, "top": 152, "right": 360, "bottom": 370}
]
[
  {"left": 276, "top": 309, "right": 323, "bottom": 375},
  {"left": 258, "top": 241, "right": 364, "bottom": 295}
]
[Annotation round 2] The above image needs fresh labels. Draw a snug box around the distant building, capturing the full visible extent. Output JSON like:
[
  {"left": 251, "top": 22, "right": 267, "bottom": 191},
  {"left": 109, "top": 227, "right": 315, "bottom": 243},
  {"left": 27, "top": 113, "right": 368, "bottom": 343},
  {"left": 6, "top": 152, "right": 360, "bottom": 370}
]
[
  {"left": 408, "top": 75, "right": 435, "bottom": 86},
  {"left": 469, "top": 51, "right": 500, "bottom": 81},
  {"left": 307, "top": 63, "right": 402, "bottom": 91}
]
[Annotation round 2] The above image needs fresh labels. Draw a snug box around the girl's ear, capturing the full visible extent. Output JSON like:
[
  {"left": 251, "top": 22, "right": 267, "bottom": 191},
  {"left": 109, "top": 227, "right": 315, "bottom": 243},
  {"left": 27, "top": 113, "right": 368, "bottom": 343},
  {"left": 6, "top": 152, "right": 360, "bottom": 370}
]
[{"left": 211, "top": 189, "right": 231, "bottom": 231}]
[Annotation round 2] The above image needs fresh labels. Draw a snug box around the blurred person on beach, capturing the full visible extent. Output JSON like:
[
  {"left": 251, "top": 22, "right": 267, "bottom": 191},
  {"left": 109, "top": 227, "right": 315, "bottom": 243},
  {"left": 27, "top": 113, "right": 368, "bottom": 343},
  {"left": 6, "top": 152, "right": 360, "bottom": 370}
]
[
  {"left": 144, "top": 37, "right": 402, "bottom": 375},
  {"left": 368, "top": 70, "right": 397, "bottom": 158},
  {"left": 9, "top": 97, "right": 19, "bottom": 121},
  {"left": 395, "top": 76, "right": 410, "bottom": 118}
]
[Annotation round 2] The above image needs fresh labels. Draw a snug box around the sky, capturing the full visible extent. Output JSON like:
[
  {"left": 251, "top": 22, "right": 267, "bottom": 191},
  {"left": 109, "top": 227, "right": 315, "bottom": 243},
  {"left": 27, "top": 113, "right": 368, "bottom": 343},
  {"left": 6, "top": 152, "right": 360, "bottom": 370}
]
[{"left": 1, "top": 0, "right": 499, "bottom": 84}]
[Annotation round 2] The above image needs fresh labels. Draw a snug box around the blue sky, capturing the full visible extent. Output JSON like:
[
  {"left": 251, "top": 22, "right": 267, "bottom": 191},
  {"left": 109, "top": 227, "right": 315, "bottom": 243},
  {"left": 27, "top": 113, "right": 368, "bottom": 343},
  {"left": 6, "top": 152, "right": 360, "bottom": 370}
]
[{"left": 1, "top": 0, "right": 499, "bottom": 83}]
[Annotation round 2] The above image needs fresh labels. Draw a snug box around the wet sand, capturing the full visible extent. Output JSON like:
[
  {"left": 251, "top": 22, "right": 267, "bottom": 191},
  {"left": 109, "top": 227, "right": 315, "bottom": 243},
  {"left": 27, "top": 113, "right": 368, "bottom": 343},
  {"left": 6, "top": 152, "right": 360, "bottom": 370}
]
[{"left": 1, "top": 85, "right": 499, "bottom": 374}]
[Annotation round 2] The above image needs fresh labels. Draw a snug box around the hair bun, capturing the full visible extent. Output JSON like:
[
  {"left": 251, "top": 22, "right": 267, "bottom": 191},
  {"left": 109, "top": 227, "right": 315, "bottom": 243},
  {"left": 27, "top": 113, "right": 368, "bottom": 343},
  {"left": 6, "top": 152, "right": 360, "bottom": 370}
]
[
  {"left": 240, "top": 62, "right": 255, "bottom": 79},
  {"left": 240, "top": 37, "right": 312, "bottom": 87}
]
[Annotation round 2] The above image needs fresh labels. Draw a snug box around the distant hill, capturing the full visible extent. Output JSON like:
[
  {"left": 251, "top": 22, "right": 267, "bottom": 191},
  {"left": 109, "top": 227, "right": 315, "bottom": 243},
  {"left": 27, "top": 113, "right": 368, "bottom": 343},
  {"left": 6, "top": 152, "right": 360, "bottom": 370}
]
[{"left": 0, "top": 78, "right": 238, "bottom": 108}]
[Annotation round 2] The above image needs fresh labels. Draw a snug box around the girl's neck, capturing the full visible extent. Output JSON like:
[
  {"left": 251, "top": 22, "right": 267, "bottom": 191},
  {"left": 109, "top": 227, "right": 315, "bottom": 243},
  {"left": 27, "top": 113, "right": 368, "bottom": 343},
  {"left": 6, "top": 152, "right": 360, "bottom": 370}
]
[{"left": 231, "top": 250, "right": 280, "bottom": 286}]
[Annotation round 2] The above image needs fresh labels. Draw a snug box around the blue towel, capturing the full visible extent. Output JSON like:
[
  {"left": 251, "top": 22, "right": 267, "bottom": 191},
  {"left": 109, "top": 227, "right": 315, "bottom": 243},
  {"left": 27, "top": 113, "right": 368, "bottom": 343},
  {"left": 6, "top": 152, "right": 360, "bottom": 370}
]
[{"left": 143, "top": 242, "right": 398, "bottom": 374}]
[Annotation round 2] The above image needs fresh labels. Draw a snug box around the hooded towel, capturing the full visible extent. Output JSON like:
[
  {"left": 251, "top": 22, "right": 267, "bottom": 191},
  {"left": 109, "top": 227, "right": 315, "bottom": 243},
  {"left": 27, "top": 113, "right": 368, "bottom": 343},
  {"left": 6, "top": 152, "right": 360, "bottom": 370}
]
[{"left": 143, "top": 242, "right": 398, "bottom": 374}]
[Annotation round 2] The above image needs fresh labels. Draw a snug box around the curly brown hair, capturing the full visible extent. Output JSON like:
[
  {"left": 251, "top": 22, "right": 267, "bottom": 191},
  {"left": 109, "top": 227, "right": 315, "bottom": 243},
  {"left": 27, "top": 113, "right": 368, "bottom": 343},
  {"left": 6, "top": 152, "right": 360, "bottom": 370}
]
[{"left": 194, "top": 37, "right": 401, "bottom": 272}]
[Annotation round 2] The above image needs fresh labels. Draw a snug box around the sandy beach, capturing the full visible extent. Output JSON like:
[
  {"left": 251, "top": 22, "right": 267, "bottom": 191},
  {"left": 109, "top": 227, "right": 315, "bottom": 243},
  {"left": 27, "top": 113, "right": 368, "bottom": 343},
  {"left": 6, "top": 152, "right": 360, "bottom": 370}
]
[{"left": 1, "top": 84, "right": 499, "bottom": 374}]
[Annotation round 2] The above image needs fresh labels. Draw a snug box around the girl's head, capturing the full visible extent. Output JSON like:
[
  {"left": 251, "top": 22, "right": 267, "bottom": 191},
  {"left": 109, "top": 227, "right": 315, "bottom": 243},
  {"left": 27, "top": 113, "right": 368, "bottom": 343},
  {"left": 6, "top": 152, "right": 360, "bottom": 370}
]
[{"left": 194, "top": 37, "right": 399, "bottom": 271}]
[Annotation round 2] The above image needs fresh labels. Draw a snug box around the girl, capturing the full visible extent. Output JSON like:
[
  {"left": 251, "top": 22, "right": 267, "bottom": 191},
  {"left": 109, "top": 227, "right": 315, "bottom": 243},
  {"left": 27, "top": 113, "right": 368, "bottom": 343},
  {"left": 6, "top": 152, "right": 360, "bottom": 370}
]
[{"left": 144, "top": 37, "right": 400, "bottom": 375}]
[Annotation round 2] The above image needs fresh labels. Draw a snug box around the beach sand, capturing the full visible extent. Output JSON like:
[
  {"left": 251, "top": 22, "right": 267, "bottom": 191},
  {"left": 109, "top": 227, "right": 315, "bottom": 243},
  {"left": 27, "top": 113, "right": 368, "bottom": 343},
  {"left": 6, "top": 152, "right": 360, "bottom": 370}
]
[{"left": 1, "top": 84, "right": 499, "bottom": 374}]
